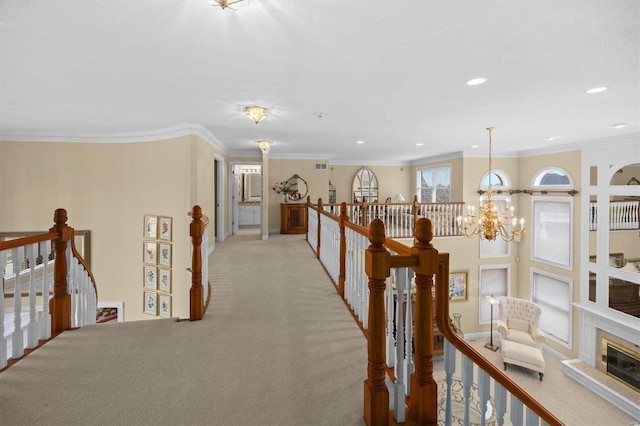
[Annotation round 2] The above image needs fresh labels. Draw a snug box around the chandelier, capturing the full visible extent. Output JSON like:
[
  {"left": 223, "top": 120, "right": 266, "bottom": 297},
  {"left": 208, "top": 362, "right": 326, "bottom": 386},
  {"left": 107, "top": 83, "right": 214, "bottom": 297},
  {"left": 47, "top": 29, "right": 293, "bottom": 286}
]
[
  {"left": 211, "top": 0, "right": 245, "bottom": 10},
  {"left": 457, "top": 127, "right": 525, "bottom": 242},
  {"left": 245, "top": 105, "right": 268, "bottom": 123}
]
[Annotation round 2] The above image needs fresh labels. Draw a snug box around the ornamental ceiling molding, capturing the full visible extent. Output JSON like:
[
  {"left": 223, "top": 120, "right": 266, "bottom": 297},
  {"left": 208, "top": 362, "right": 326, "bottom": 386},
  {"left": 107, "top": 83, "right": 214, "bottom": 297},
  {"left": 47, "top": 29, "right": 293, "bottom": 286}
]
[{"left": 0, "top": 123, "right": 228, "bottom": 154}]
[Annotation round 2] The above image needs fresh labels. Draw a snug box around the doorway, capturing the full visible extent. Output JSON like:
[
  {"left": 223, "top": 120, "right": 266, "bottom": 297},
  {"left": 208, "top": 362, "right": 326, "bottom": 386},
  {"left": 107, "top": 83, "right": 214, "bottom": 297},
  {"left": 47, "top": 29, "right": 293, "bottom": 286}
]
[{"left": 230, "top": 162, "right": 263, "bottom": 235}]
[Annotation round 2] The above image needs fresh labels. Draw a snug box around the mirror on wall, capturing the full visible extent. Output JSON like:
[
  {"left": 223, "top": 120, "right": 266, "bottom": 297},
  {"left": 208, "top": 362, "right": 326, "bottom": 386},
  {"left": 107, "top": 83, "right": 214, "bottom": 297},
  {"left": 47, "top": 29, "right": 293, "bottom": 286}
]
[
  {"left": 286, "top": 174, "right": 308, "bottom": 201},
  {"left": 239, "top": 165, "right": 262, "bottom": 202},
  {"left": 352, "top": 167, "right": 379, "bottom": 203}
]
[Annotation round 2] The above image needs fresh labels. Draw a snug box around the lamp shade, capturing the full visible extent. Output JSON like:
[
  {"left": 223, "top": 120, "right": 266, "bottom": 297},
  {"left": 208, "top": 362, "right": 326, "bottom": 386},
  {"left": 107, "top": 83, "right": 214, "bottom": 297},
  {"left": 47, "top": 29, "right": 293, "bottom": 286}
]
[
  {"left": 393, "top": 193, "right": 406, "bottom": 202},
  {"left": 485, "top": 294, "right": 499, "bottom": 305}
]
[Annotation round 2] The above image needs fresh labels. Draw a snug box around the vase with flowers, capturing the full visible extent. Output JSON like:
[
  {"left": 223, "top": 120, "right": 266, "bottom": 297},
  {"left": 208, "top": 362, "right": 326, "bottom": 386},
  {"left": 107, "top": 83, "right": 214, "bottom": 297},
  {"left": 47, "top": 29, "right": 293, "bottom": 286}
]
[{"left": 272, "top": 180, "right": 297, "bottom": 203}]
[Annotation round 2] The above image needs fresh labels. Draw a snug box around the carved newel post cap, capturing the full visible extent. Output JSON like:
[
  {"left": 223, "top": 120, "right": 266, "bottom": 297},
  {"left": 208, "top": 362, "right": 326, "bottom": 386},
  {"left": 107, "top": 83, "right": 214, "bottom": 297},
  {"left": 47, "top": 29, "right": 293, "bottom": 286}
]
[
  {"left": 192, "top": 205, "right": 202, "bottom": 220},
  {"left": 368, "top": 218, "right": 386, "bottom": 247},
  {"left": 53, "top": 208, "right": 68, "bottom": 225},
  {"left": 415, "top": 217, "right": 433, "bottom": 248}
]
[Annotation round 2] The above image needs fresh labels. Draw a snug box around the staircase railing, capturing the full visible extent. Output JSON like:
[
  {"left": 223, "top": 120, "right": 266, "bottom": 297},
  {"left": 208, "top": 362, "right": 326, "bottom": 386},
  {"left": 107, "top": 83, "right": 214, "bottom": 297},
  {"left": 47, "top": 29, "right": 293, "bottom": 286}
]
[
  {"left": 307, "top": 200, "right": 564, "bottom": 425},
  {"left": 0, "top": 208, "right": 97, "bottom": 370},
  {"left": 589, "top": 200, "right": 640, "bottom": 230},
  {"left": 318, "top": 196, "right": 464, "bottom": 238},
  {"left": 189, "top": 205, "right": 211, "bottom": 321}
]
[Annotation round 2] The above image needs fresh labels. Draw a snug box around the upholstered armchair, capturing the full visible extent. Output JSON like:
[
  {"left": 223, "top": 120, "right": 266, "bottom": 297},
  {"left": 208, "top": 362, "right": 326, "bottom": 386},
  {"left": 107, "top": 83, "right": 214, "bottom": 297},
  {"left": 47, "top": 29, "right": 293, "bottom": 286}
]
[{"left": 497, "top": 296, "right": 547, "bottom": 380}]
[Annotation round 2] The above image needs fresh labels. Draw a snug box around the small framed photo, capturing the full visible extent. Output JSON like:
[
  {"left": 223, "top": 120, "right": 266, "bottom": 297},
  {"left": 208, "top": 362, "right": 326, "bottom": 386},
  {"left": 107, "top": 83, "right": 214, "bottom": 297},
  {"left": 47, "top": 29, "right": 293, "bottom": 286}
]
[
  {"left": 159, "top": 294, "right": 172, "bottom": 318},
  {"left": 143, "top": 241, "right": 157, "bottom": 265},
  {"left": 143, "top": 266, "right": 157, "bottom": 289},
  {"left": 158, "top": 267, "right": 172, "bottom": 293},
  {"left": 143, "top": 291, "right": 157, "bottom": 315},
  {"left": 158, "top": 242, "right": 172, "bottom": 267},
  {"left": 609, "top": 252, "right": 624, "bottom": 268},
  {"left": 158, "top": 216, "right": 173, "bottom": 241},
  {"left": 144, "top": 215, "right": 158, "bottom": 239},
  {"left": 449, "top": 270, "right": 468, "bottom": 301}
]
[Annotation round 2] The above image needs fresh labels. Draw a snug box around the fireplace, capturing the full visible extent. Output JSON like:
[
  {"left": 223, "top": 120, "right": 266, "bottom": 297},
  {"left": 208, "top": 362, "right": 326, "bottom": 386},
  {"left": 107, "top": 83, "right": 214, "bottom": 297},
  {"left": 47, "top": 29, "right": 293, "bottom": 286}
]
[{"left": 601, "top": 338, "right": 640, "bottom": 392}]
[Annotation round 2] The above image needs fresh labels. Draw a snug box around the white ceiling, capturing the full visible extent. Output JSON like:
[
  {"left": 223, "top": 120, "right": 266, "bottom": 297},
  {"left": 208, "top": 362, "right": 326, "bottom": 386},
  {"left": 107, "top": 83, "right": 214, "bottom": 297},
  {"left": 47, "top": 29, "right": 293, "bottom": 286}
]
[{"left": 0, "top": 0, "right": 638, "bottom": 163}]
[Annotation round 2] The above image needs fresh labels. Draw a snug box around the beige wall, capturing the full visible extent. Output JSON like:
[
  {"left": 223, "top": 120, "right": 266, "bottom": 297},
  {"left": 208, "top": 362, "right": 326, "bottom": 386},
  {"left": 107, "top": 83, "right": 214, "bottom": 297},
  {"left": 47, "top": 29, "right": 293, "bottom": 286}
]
[
  {"left": 0, "top": 136, "right": 222, "bottom": 322},
  {"left": 328, "top": 164, "right": 412, "bottom": 204}
]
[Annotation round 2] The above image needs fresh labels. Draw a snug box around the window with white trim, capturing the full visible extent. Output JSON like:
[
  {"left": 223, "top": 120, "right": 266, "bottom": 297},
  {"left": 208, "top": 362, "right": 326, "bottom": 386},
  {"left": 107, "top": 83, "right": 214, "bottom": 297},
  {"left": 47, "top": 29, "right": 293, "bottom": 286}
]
[
  {"left": 416, "top": 165, "right": 450, "bottom": 202},
  {"left": 532, "top": 196, "right": 573, "bottom": 270},
  {"left": 531, "top": 269, "right": 572, "bottom": 348},
  {"left": 478, "top": 265, "right": 509, "bottom": 324}
]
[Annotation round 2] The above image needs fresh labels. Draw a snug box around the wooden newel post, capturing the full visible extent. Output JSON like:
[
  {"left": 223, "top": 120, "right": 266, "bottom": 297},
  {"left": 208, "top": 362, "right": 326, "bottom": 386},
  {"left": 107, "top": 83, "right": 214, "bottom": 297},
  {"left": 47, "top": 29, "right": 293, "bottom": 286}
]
[
  {"left": 410, "top": 218, "right": 439, "bottom": 425},
  {"left": 190, "top": 205, "right": 204, "bottom": 321},
  {"left": 50, "top": 208, "right": 72, "bottom": 334},
  {"left": 338, "top": 202, "right": 348, "bottom": 298},
  {"left": 413, "top": 195, "right": 419, "bottom": 229},
  {"left": 306, "top": 196, "right": 311, "bottom": 242},
  {"left": 364, "top": 219, "right": 390, "bottom": 426}
]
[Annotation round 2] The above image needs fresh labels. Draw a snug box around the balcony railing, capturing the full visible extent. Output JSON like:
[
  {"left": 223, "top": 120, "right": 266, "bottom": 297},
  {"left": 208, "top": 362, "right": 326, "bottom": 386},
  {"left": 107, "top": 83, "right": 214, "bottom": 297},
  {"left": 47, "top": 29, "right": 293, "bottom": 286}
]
[
  {"left": 589, "top": 200, "right": 640, "bottom": 231},
  {"left": 307, "top": 201, "right": 563, "bottom": 425}
]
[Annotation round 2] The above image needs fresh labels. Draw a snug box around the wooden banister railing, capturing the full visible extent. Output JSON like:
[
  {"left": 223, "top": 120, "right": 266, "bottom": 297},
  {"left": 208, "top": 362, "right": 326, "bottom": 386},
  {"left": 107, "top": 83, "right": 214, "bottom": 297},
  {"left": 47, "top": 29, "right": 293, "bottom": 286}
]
[
  {"left": 189, "top": 205, "right": 211, "bottom": 321},
  {"left": 306, "top": 200, "right": 564, "bottom": 425},
  {"left": 0, "top": 208, "right": 97, "bottom": 371}
]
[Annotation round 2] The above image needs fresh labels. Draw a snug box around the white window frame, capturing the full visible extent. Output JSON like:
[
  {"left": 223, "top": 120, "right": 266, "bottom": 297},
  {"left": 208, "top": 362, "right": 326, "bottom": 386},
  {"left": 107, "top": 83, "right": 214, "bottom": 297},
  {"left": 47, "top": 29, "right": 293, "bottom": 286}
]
[
  {"left": 416, "top": 165, "right": 451, "bottom": 203},
  {"left": 478, "top": 264, "right": 510, "bottom": 325},
  {"left": 531, "top": 167, "right": 573, "bottom": 190},
  {"left": 531, "top": 196, "right": 574, "bottom": 270},
  {"left": 480, "top": 169, "right": 511, "bottom": 191},
  {"left": 530, "top": 268, "right": 573, "bottom": 349}
]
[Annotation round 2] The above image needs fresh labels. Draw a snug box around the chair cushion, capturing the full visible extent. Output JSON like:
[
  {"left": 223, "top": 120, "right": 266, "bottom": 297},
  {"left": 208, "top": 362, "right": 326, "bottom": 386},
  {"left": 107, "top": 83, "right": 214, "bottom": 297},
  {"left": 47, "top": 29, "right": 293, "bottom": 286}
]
[
  {"left": 507, "top": 316, "right": 530, "bottom": 333},
  {"left": 506, "top": 329, "right": 537, "bottom": 347}
]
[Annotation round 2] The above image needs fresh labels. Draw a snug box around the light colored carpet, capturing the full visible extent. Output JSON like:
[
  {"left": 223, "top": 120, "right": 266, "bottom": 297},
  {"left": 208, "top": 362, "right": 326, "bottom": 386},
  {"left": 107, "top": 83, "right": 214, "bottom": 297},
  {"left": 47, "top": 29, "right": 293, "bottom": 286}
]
[{"left": 0, "top": 229, "right": 637, "bottom": 425}]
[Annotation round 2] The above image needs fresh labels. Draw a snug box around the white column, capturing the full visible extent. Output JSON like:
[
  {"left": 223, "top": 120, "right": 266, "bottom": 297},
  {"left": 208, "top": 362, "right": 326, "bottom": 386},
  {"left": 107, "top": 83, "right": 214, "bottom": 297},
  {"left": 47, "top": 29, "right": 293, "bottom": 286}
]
[{"left": 258, "top": 141, "right": 271, "bottom": 240}]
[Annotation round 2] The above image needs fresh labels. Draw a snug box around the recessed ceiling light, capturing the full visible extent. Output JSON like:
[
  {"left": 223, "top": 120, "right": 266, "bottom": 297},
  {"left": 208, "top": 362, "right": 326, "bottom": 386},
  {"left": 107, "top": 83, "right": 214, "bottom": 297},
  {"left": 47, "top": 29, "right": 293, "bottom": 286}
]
[
  {"left": 356, "top": 140, "right": 364, "bottom": 144},
  {"left": 416, "top": 143, "right": 424, "bottom": 146},
  {"left": 546, "top": 136, "right": 560, "bottom": 141},
  {"left": 611, "top": 123, "right": 627, "bottom": 129},
  {"left": 466, "top": 77, "right": 488, "bottom": 86},
  {"left": 471, "top": 145, "right": 479, "bottom": 148},
  {"left": 586, "top": 86, "right": 608, "bottom": 94}
]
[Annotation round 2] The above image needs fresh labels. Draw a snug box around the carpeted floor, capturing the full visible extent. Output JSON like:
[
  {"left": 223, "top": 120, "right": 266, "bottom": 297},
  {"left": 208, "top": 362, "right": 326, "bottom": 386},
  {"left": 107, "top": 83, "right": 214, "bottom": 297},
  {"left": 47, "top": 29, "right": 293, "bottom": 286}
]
[{"left": 0, "top": 228, "right": 637, "bottom": 425}]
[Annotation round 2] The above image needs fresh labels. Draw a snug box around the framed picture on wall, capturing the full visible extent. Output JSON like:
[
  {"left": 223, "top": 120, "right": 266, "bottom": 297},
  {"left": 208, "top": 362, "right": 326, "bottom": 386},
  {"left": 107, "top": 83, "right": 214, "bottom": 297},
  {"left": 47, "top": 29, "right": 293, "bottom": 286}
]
[
  {"left": 143, "top": 215, "right": 158, "bottom": 239},
  {"left": 143, "top": 266, "right": 157, "bottom": 289},
  {"left": 449, "top": 271, "right": 468, "bottom": 301},
  {"left": 159, "top": 294, "right": 172, "bottom": 318},
  {"left": 609, "top": 252, "right": 624, "bottom": 268},
  {"left": 143, "top": 291, "right": 157, "bottom": 315},
  {"left": 158, "top": 242, "right": 172, "bottom": 267},
  {"left": 158, "top": 216, "right": 172, "bottom": 241},
  {"left": 143, "top": 241, "right": 157, "bottom": 265},
  {"left": 158, "top": 267, "right": 171, "bottom": 293}
]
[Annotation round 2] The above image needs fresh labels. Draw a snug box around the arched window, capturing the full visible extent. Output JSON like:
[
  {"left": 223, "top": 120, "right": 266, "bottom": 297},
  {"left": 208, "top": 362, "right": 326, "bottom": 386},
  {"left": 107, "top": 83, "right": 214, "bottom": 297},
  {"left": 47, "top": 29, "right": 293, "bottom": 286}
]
[
  {"left": 532, "top": 167, "right": 573, "bottom": 188},
  {"left": 480, "top": 169, "right": 511, "bottom": 190}
]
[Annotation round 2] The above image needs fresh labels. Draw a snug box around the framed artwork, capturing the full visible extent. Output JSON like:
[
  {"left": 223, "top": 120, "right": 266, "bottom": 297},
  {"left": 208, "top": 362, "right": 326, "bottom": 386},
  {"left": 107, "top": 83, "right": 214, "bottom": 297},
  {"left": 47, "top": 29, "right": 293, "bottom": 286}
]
[
  {"left": 143, "top": 266, "right": 157, "bottom": 289},
  {"left": 144, "top": 215, "right": 158, "bottom": 239},
  {"left": 449, "top": 270, "right": 468, "bottom": 301},
  {"left": 158, "top": 267, "right": 172, "bottom": 293},
  {"left": 158, "top": 216, "right": 173, "bottom": 241},
  {"left": 143, "top": 291, "right": 157, "bottom": 315},
  {"left": 143, "top": 241, "right": 157, "bottom": 265},
  {"left": 159, "top": 294, "right": 172, "bottom": 318},
  {"left": 158, "top": 242, "right": 172, "bottom": 267},
  {"left": 609, "top": 253, "right": 624, "bottom": 268}
]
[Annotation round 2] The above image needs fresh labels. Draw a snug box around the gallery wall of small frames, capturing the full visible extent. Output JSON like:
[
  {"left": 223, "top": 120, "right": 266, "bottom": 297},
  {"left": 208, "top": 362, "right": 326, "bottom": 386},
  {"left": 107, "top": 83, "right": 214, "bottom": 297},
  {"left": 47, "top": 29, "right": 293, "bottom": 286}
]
[{"left": 143, "top": 214, "right": 173, "bottom": 318}]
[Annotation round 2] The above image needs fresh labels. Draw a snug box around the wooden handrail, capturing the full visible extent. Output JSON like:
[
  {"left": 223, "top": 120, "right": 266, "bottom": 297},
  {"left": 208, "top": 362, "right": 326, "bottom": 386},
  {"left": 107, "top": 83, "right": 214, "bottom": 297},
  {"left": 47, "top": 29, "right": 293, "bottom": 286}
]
[
  {"left": 0, "top": 231, "right": 58, "bottom": 251},
  {"left": 189, "top": 205, "right": 210, "bottom": 321},
  {"left": 69, "top": 228, "right": 98, "bottom": 301}
]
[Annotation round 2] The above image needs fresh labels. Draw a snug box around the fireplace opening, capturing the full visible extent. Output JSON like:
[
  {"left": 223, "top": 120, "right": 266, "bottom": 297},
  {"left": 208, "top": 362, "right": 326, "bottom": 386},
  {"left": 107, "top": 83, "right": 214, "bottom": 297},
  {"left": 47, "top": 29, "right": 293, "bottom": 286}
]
[{"left": 601, "top": 338, "right": 640, "bottom": 392}]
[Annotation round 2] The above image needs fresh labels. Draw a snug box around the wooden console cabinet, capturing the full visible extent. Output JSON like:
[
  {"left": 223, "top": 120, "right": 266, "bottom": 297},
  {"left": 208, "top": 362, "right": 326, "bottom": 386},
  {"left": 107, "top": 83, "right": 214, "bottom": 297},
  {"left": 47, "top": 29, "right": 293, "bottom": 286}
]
[{"left": 280, "top": 203, "right": 307, "bottom": 234}]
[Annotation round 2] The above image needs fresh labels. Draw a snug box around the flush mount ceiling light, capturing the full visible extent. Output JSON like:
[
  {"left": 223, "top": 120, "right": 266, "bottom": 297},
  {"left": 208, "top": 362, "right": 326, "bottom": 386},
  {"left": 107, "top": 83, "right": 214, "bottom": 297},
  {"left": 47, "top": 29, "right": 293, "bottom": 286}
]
[
  {"left": 586, "top": 86, "right": 608, "bottom": 94},
  {"left": 356, "top": 140, "right": 365, "bottom": 144},
  {"left": 546, "top": 136, "right": 560, "bottom": 141},
  {"left": 611, "top": 123, "right": 627, "bottom": 129},
  {"left": 210, "top": 0, "right": 245, "bottom": 10},
  {"left": 466, "top": 77, "right": 488, "bottom": 86},
  {"left": 245, "top": 106, "right": 268, "bottom": 124},
  {"left": 257, "top": 140, "right": 272, "bottom": 154}
]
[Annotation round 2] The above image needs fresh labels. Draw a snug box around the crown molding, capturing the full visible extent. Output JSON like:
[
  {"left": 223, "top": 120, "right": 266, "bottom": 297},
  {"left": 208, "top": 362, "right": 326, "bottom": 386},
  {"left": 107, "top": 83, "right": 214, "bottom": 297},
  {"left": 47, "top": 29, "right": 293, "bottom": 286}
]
[
  {"left": 329, "top": 159, "right": 412, "bottom": 166},
  {"left": 0, "top": 123, "right": 229, "bottom": 155}
]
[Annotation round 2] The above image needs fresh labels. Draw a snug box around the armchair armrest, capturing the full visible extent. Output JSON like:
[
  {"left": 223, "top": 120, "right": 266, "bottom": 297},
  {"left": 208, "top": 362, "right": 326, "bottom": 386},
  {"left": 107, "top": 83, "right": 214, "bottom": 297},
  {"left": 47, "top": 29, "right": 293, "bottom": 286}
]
[
  {"left": 497, "top": 319, "right": 508, "bottom": 336},
  {"left": 531, "top": 327, "right": 546, "bottom": 344}
]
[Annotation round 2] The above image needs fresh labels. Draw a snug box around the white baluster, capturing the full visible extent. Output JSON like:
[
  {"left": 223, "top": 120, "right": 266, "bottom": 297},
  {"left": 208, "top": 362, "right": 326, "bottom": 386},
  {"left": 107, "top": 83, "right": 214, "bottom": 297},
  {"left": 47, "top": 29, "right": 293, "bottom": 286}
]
[
  {"left": 12, "top": 247, "right": 25, "bottom": 359},
  {"left": 26, "top": 244, "right": 38, "bottom": 348},
  {"left": 462, "top": 354, "right": 474, "bottom": 426},
  {"left": 393, "top": 268, "right": 407, "bottom": 422},
  {"left": 443, "top": 339, "right": 456, "bottom": 426},
  {"left": 385, "top": 276, "right": 395, "bottom": 368},
  {"left": 494, "top": 382, "right": 507, "bottom": 426},
  {"left": 40, "top": 241, "right": 51, "bottom": 340},
  {"left": 525, "top": 408, "right": 540, "bottom": 426},
  {"left": 0, "top": 250, "right": 8, "bottom": 368},
  {"left": 510, "top": 396, "right": 524, "bottom": 426},
  {"left": 478, "top": 369, "right": 490, "bottom": 426},
  {"left": 404, "top": 270, "right": 414, "bottom": 396}
]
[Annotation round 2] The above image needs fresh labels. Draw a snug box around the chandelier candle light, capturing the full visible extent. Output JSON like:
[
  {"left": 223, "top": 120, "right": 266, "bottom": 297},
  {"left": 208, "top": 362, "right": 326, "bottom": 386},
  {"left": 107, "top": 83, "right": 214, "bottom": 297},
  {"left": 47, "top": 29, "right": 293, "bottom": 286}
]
[{"left": 457, "top": 127, "right": 525, "bottom": 242}]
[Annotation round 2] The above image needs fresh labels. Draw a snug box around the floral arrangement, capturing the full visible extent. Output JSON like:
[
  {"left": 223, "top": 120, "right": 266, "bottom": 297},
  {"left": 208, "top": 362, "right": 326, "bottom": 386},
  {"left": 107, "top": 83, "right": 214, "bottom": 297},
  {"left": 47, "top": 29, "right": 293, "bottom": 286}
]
[{"left": 272, "top": 180, "right": 297, "bottom": 196}]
